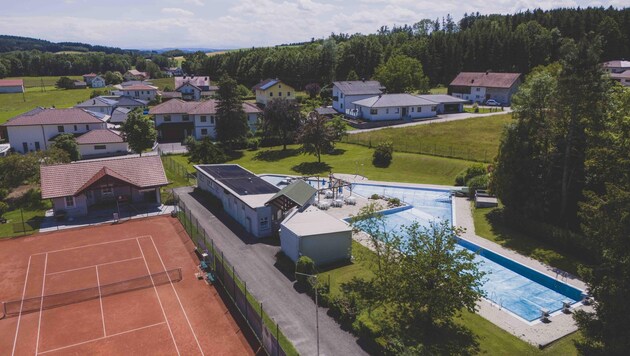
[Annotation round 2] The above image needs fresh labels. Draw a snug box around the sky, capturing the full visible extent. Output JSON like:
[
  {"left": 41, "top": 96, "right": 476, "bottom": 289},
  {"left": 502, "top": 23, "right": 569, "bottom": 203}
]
[{"left": 0, "top": 0, "right": 626, "bottom": 50}]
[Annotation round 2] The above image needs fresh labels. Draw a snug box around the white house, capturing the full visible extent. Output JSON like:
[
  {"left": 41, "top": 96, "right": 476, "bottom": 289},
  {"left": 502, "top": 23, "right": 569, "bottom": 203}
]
[
  {"left": 75, "top": 129, "right": 128, "bottom": 159},
  {"left": 349, "top": 93, "right": 437, "bottom": 121},
  {"left": 602, "top": 60, "right": 630, "bottom": 74},
  {"left": 0, "top": 79, "right": 25, "bottom": 93},
  {"left": 40, "top": 155, "right": 168, "bottom": 218},
  {"left": 91, "top": 76, "right": 106, "bottom": 88},
  {"left": 82, "top": 73, "right": 97, "bottom": 85},
  {"left": 149, "top": 99, "right": 262, "bottom": 142},
  {"left": 75, "top": 97, "right": 118, "bottom": 115},
  {"left": 252, "top": 79, "right": 296, "bottom": 106},
  {"left": 332, "top": 80, "right": 384, "bottom": 113},
  {"left": 2, "top": 108, "right": 107, "bottom": 153},
  {"left": 610, "top": 70, "right": 630, "bottom": 87},
  {"left": 416, "top": 94, "right": 467, "bottom": 114},
  {"left": 449, "top": 72, "right": 522, "bottom": 105},
  {"left": 117, "top": 84, "right": 159, "bottom": 102},
  {"left": 195, "top": 164, "right": 280, "bottom": 238},
  {"left": 175, "top": 82, "right": 203, "bottom": 101}
]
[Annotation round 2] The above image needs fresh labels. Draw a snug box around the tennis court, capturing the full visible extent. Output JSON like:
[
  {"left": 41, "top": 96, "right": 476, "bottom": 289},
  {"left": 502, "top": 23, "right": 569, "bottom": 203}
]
[{"left": 0, "top": 216, "right": 253, "bottom": 355}]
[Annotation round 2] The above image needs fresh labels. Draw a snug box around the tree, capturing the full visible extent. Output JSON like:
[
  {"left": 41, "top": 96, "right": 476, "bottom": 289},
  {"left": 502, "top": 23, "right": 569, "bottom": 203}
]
[
  {"left": 52, "top": 134, "right": 80, "bottom": 161},
  {"left": 373, "top": 55, "right": 430, "bottom": 93},
  {"left": 215, "top": 75, "right": 249, "bottom": 148},
  {"left": 104, "top": 71, "right": 123, "bottom": 85},
  {"left": 297, "top": 112, "right": 335, "bottom": 163},
  {"left": 184, "top": 136, "right": 228, "bottom": 164},
  {"left": 304, "top": 83, "right": 321, "bottom": 99},
  {"left": 262, "top": 98, "right": 302, "bottom": 150},
  {"left": 236, "top": 84, "right": 252, "bottom": 98},
  {"left": 55, "top": 76, "right": 74, "bottom": 89},
  {"left": 372, "top": 141, "right": 393, "bottom": 167},
  {"left": 121, "top": 109, "right": 157, "bottom": 155},
  {"left": 346, "top": 70, "right": 359, "bottom": 81},
  {"left": 0, "top": 201, "right": 8, "bottom": 220},
  {"left": 327, "top": 116, "right": 347, "bottom": 145}
]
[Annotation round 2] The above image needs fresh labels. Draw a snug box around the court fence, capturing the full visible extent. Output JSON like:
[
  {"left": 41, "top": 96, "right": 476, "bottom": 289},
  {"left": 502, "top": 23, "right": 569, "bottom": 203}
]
[{"left": 173, "top": 192, "right": 297, "bottom": 356}]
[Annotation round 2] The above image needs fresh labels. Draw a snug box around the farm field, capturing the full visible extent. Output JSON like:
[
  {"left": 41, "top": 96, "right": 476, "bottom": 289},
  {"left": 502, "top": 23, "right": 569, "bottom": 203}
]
[{"left": 0, "top": 86, "right": 93, "bottom": 124}]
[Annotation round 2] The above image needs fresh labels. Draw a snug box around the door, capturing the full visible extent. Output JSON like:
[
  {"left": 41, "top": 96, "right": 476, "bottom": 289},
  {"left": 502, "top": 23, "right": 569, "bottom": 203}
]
[
  {"left": 22, "top": 142, "right": 28, "bottom": 152},
  {"left": 34, "top": 142, "right": 40, "bottom": 151},
  {"left": 401, "top": 107, "right": 408, "bottom": 117}
]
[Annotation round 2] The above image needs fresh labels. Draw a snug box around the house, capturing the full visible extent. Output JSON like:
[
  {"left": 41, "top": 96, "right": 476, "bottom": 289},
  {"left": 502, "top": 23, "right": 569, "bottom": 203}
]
[
  {"left": 252, "top": 79, "right": 296, "bottom": 106},
  {"left": 601, "top": 60, "right": 630, "bottom": 74},
  {"left": 109, "top": 107, "right": 132, "bottom": 125},
  {"left": 83, "top": 73, "right": 98, "bottom": 85},
  {"left": 91, "top": 76, "right": 106, "bottom": 88},
  {"left": 72, "top": 80, "right": 87, "bottom": 89},
  {"left": 163, "top": 67, "right": 183, "bottom": 77},
  {"left": 117, "top": 84, "right": 159, "bottom": 102},
  {"left": 610, "top": 70, "right": 630, "bottom": 87},
  {"left": 349, "top": 93, "right": 437, "bottom": 121},
  {"left": 448, "top": 72, "right": 522, "bottom": 105},
  {"left": 124, "top": 69, "right": 149, "bottom": 81},
  {"left": 75, "top": 97, "right": 118, "bottom": 115},
  {"left": 174, "top": 76, "right": 218, "bottom": 100},
  {"left": 332, "top": 80, "right": 384, "bottom": 113},
  {"left": 175, "top": 82, "right": 203, "bottom": 101},
  {"left": 195, "top": 164, "right": 280, "bottom": 238},
  {"left": 76, "top": 129, "right": 128, "bottom": 159},
  {"left": 115, "top": 96, "right": 149, "bottom": 110},
  {"left": 0, "top": 79, "right": 25, "bottom": 93},
  {"left": 2, "top": 108, "right": 107, "bottom": 153},
  {"left": 416, "top": 94, "right": 467, "bottom": 114},
  {"left": 40, "top": 155, "right": 168, "bottom": 218},
  {"left": 149, "top": 99, "right": 262, "bottom": 142},
  {"left": 161, "top": 91, "right": 183, "bottom": 101}
]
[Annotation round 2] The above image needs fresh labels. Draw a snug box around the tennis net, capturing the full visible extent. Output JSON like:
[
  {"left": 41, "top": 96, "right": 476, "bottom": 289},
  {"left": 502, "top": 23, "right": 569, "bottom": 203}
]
[{"left": 1, "top": 267, "right": 182, "bottom": 318}]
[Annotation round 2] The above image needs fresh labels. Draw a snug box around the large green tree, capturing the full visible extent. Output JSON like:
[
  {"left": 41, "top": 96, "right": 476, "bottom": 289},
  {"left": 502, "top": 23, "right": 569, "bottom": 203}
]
[
  {"left": 373, "top": 54, "right": 430, "bottom": 93},
  {"left": 297, "top": 112, "right": 335, "bottom": 162},
  {"left": 121, "top": 109, "right": 157, "bottom": 156},
  {"left": 184, "top": 136, "right": 228, "bottom": 164},
  {"left": 215, "top": 75, "right": 249, "bottom": 148},
  {"left": 262, "top": 98, "right": 302, "bottom": 150},
  {"left": 52, "top": 133, "right": 80, "bottom": 161}
]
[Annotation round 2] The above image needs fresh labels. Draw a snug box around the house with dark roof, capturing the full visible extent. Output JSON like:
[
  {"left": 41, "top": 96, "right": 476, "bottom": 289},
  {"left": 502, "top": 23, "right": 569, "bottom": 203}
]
[
  {"left": 0, "top": 79, "right": 25, "bottom": 93},
  {"left": 2, "top": 108, "right": 107, "bottom": 153},
  {"left": 448, "top": 72, "right": 522, "bottom": 105},
  {"left": 149, "top": 99, "right": 262, "bottom": 142},
  {"left": 416, "top": 94, "right": 468, "bottom": 114},
  {"left": 109, "top": 107, "right": 132, "bottom": 125},
  {"left": 72, "top": 80, "right": 88, "bottom": 89},
  {"left": 332, "top": 80, "right": 385, "bottom": 114},
  {"left": 252, "top": 78, "right": 295, "bottom": 105},
  {"left": 40, "top": 155, "right": 168, "bottom": 218},
  {"left": 75, "top": 97, "right": 118, "bottom": 115},
  {"left": 76, "top": 129, "right": 128, "bottom": 159},
  {"left": 349, "top": 93, "right": 437, "bottom": 121},
  {"left": 115, "top": 96, "right": 149, "bottom": 110}
]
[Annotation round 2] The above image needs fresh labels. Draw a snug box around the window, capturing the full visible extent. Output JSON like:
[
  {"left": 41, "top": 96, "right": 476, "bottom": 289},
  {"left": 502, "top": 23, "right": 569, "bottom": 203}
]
[
  {"left": 417, "top": 107, "right": 422, "bottom": 112},
  {"left": 370, "top": 108, "right": 378, "bottom": 115},
  {"left": 134, "top": 91, "right": 140, "bottom": 97},
  {"left": 200, "top": 115, "right": 207, "bottom": 122},
  {"left": 210, "top": 116, "right": 215, "bottom": 124},
  {"left": 278, "top": 84, "right": 282, "bottom": 88},
  {"left": 260, "top": 217, "right": 269, "bottom": 228},
  {"left": 201, "top": 128, "right": 208, "bottom": 136},
  {"left": 183, "top": 114, "right": 189, "bottom": 121},
  {"left": 94, "top": 145, "right": 106, "bottom": 150},
  {"left": 287, "top": 92, "right": 291, "bottom": 97},
  {"left": 101, "top": 187, "right": 113, "bottom": 195},
  {"left": 22, "top": 142, "right": 28, "bottom": 152},
  {"left": 278, "top": 92, "right": 282, "bottom": 97},
  {"left": 269, "top": 92, "right": 273, "bottom": 97},
  {"left": 431, "top": 106, "right": 437, "bottom": 112},
  {"left": 34, "top": 142, "right": 40, "bottom": 151},
  {"left": 164, "top": 115, "right": 171, "bottom": 122},
  {"left": 476, "top": 88, "right": 480, "bottom": 92},
  {"left": 74, "top": 125, "right": 78, "bottom": 131},
  {"left": 57, "top": 126, "right": 65, "bottom": 133},
  {"left": 340, "top": 93, "right": 344, "bottom": 98},
  {"left": 411, "top": 107, "right": 415, "bottom": 112},
  {"left": 86, "top": 125, "right": 90, "bottom": 131},
  {"left": 65, "top": 196, "right": 75, "bottom": 207},
  {"left": 386, "top": 108, "right": 389, "bottom": 114},
  {"left": 395, "top": 108, "right": 399, "bottom": 113},
  {"left": 340, "top": 103, "right": 343, "bottom": 109}
]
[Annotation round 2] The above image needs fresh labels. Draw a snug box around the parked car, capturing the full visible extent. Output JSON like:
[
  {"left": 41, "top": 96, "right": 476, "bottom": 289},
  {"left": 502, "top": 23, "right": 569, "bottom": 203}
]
[{"left": 485, "top": 99, "right": 500, "bottom": 106}]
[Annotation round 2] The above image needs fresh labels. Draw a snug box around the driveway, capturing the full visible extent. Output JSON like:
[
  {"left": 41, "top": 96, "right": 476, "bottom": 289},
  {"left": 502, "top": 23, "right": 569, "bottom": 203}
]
[
  {"left": 347, "top": 107, "right": 512, "bottom": 134},
  {"left": 174, "top": 187, "right": 369, "bottom": 356},
  {"left": 157, "top": 142, "right": 188, "bottom": 154}
]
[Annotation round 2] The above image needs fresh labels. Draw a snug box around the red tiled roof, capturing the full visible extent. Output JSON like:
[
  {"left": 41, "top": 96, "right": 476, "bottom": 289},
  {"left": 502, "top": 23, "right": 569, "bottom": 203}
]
[
  {"left": 120, "top": 85, "right": 158, "bottom": 91},
  {"left": 40, "top": 155, "right": 168, "bottom": 199},
  {"left": 149, "top": 99, "right": 262, "bottom": 115},
  {"left": 76, "top": 129, "right": 124, "bottom": 144},
  {"left": 0, "top": 79, "right": 24, "bottom": 87},
  {"left": 450, "top": 72, "right": 521, "bottom": 88},
  {"left": 3, "top": 108, "right": 105, "bottom": 127}
]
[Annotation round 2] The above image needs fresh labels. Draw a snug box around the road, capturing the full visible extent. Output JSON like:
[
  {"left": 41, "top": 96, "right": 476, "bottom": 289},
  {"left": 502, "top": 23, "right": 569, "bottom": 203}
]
[{"left": 174, "top": 187, "right": 369, "bottom": 356}]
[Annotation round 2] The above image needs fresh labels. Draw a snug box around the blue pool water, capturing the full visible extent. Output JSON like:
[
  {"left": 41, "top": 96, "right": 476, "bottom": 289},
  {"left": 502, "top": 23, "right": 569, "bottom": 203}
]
[{"left": 350, "top": 183, "right": 583, "bottom": 322}]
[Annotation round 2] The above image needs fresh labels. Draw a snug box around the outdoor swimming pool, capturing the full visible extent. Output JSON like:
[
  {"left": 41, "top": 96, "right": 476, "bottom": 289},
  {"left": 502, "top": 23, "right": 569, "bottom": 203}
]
[{"left": 351, "top": 183, "right": 583, "bottom": 322}]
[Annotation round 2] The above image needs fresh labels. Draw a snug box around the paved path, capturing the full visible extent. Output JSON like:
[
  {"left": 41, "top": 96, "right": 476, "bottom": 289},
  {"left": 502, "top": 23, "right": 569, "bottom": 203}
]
[
  {"left": 347, "top": 108, "right": 512, "bottom": 134},
  {"left": 174, "top": 187, "right": 368, "bottom": 356}
]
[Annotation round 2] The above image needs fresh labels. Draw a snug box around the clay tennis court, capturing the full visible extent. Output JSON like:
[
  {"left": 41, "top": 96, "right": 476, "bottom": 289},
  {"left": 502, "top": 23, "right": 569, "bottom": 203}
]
[{"left": 0, "top": 215, "right": 253, "bottom": 355}]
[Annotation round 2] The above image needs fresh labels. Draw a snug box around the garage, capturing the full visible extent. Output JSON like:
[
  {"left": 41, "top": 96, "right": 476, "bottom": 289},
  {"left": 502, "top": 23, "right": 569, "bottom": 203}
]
[{"left": 158, "top": 122, "right": 194, "bottom": 142}]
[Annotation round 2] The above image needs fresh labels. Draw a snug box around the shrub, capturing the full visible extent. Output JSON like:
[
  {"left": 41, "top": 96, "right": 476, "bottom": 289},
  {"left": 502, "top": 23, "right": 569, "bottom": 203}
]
[
  {"left": 372, "top": 141, "right": 394, "bottom": 167},
  {"left": 0, "top": 201, "right": 8, "bottom": 219},
  {"left": 0, "top": 188, "right": 8, "bottom": 201},
  {"left": 387, "top": 197, "right": 401, "bottom": 207},
  {"left": 247, "top": 137, "right": 260, "bottom": 150},
  {"left": 370, "top": 194, "right": 380, "bottom": 200},
  {"left": 473, "top": 102, "right": 479, "bottom": 113},
  {"left": 295, "top": 256, "right": 316, "bottom": 285},
  {"left": 456, "top": 163, "right": 487, "bottom": 186},
  {"left": 467, "top": 174, "right": 489, "bottom": 194},
  {"left": 455, "top": 173, "right": 465, "bottom": 186}
]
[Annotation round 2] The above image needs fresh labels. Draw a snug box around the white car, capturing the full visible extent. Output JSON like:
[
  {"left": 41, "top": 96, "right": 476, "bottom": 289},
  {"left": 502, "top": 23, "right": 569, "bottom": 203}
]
[{"left": 485, "top": 99, "right": 501, "bottom": 106}]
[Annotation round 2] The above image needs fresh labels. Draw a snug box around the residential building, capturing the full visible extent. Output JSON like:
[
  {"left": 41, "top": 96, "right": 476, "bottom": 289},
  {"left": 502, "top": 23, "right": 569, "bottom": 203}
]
[
  {"left": 117, "top": 84, "right": 159, "bottom": 101},
  {"left": 0, "top": 79, "right": 25, "bottom": 93},
  {"left": 2, "top": 108, "right": 107, "bottom": 153},
  {"left": 75, "top": 97, "right": 118, "bottom": 115},
  {"left": 174, "top": 77, "right": 219, "bottom": 101},
  {"left": 252, "top": 79, "right": 296, "bottom": 106},
  {"left": 610, "top": 70, "right": 630, "bottom": 87},
  {"left": 109, "top": 107, "right": 132, "bottom": 125},
  {"left": 416, "top": 94, "right": 467, "bottom": 114},
  {"left": 91, "top": 76, "right": 106, "bottom": 88},
  {"left": 448, "top": 72, "right": 522, "bottom": 105},
  {"left": 601, "top": 60, "right": 630, "bottom": 74},
  {"left": 76, "top": 129, "right": 128, "bottom": 159},
  {"left": 149, "top": 99, "right": 262, "bottom": 142},
  {"left": 72, "top": 80, "right": 87, "bottom": 89},
  {"left": 40, "top": 155, "right": 168, "bottom": 218},
  {"left": 349, "top": 94, "right": 437, "bottom": 121},
  {"left": 195, "top": 164, "right": 280, "bottom": 238},
  {"left": 115, "top": 96, "right": 149, "bottom": 111},
  {"left": 82, "top": 73, "right": 98, "bottom": 85},
  {"left": 332, "top": 80, "right": 384, "bottom": 113},
  {"left": 161, "top": 91, "right": 183, "bottom": 101},
  {"left": 163, "top": 67, "right": 183, "bottom": 77},
  {"left": 124, "top": 69, "right": 149, "bottom": 81}
]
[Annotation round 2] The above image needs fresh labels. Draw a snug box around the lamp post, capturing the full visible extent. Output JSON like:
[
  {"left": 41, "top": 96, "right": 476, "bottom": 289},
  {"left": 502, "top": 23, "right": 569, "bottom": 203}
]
[{"left": 295, "top": 271, "right": 320, "bottom": 356}]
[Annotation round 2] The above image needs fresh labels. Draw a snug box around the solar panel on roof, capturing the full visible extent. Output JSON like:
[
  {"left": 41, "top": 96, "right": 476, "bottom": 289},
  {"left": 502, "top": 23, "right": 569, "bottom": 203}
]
[{"left": 199, "top": 165, "right": 280, "bottom": 196}]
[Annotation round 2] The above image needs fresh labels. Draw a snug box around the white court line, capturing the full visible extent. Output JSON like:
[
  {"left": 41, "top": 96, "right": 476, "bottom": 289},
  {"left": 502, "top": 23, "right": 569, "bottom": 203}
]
[
  {"left": 136, "top": 238, "right": 181, "bottom": 356},
  {"left": 10, "top": 255, "right": 32, "bottom": 356},
  {"left": 34, "top": 253, "right": 49, "bottom": 355},
  {"left": 33, "top": 235, "right": 153, "bottom": 255},
  {"left": 95, "top": 265, "right": 106, "bottom": 337},
  {"left": 37, "top": 321, "right": 166, "bottom": 355},
  {"left": 46, "top": 257, "right": 144, "bottom": 276},
  {"left": 146, "top": 235, "right": 205, "bottom": 355}
]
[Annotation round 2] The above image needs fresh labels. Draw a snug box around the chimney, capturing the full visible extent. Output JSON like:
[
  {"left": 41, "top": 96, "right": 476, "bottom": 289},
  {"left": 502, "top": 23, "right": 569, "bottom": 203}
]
[{"left": 92, "top": 99, "right": 96, "bottom": 104}]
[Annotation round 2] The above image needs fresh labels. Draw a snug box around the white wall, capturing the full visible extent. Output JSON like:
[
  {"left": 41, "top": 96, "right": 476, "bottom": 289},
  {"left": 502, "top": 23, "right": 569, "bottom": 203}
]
[
  {"left": 52, "top": 194, "right": 88, "bottom": 217},
  {"left": 301, "top": 231, "right": 352, "bottom": 266},
  {"left": 8, "top": 122, "right": 105, "bottom": 153},
  {"left": 177, "top": 83, "right": 201, "bottom": 101},
  {"left": 120, "top": 89, "right": 157, "bottom": 101},
  {"left": 280, "top": 225, "right": 300, "bottom": 262},
  {"left": 332, "top": 85, "right": 380, "bottom": 113},
  {"left": 79, "top": 142, "right": 128, "bottom": 158},
  {"left": 356, "top": 105, "right": 436, "bottom": 121},
  {"left": 91, "top": 78, "right": 106, "bottom": 88}
]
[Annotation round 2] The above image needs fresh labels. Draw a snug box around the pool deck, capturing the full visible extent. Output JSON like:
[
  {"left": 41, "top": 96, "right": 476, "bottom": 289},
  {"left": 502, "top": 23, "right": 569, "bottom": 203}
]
[{"left": 318, "top": 175, "right": 591, "bottom": 347}]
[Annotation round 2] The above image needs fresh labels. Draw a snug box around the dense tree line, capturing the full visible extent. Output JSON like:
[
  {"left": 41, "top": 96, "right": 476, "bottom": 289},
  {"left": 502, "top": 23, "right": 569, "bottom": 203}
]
[
  {"left": 0, "top": 35, "right": 129, "bottom": 54},
  {"left": 189, "top": 7, "right": 629, "bottom": 88}
]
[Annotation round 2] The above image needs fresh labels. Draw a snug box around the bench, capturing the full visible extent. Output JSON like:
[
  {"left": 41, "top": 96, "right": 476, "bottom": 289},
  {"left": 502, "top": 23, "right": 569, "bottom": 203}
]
[{"left": 205, "top": 271, "right": 216, "bottom": 284}]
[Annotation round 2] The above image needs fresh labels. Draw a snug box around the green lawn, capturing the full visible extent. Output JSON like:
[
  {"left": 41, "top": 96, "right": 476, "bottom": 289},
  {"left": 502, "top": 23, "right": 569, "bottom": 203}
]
[
  {"left": 150, "top": 77, "right": 175, "bottom": 91},
  {"left": 6, "top": 75, "right": 83, "bottom": 88},
  {"left": 0, "top": 203, "right": 50, "bottom": 238},
  {"left": 464, "top": 106, "right": 505, "bottom": 114},
  {"left": 472, "top": 205, "right": 584, "bottom": 276},
  {"left": 429, "top": 86, "right": 448, "bottom": 94},
  {"left": 344, "top": 114, "right": 513, "bottom": 162},
  {"left": 169, "top": 143, "right": 472, "bottom": 186}
]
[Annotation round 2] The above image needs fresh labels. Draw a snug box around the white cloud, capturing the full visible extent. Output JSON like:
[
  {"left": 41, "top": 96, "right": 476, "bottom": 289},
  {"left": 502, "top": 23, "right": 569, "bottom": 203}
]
[
  {"left": 161, "top": 8, "right": 195, "bottom": 17},
  {"left": 179, "top": 0, "right": 204, "bottom": 5}
]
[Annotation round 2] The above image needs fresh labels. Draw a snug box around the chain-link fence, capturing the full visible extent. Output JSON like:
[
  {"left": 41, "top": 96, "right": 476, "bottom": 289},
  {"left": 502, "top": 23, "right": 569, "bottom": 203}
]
[{"left": 173, "top": 192, "right": 297, "bottom": 356}]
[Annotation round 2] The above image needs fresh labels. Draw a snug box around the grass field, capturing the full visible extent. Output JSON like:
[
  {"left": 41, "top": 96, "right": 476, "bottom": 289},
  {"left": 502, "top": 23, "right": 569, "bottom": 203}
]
[
  {"left": 167, "top": 143, "right": 472, "bottom": 186},
  {"left": 0, "top": 202, "right": 50, "bottom": 238},
  {"left": 429, "top": 86, "right": 448, "bottom": 94},
  {"left": 344, "top": 114, "right": 513, "bottom": 162},
  {"left": 150, "top": 77, "right": 175, "bottom": 91}
]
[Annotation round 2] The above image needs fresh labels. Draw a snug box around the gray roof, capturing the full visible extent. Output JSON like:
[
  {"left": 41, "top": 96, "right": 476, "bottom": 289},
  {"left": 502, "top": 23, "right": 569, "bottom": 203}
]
[
  {"left": 267, "top": 180, "right": 317, "bottom": 208},
  {"left": 116, "top": 96, "right": 148, "bottom": 106},
  {"left": 416, "top": 94, "right": 468, "bottom": 104},
  {"left": 333, "top": 81, "right": 384, "bottom": 95},
  {"left": 110, "top": 107, "right": 131, "bottom": 124},
  {"left": 282, "top": 209, "right": 352, "bottom": 236},
  {"left": 315, "top": 107, "right": 337, "bottom": 116},
  {"left": 352, "top": 94, "right": 435, "bottom": 108},
  {"left": 75, "top": 97, "right": 118, "bottom": 108}
]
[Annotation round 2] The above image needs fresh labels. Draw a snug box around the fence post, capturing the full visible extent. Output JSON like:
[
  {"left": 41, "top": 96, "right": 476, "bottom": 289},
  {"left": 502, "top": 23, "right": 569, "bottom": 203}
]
[
  {"left": 20, "top": 208, "right": 26, "bottom": 237},
  {"left": 276, "top": 322, "right": 280, "bottom": 356},
  {"left": 245, "top": 281, "right": 248, "bottom": 321},
  {"left": 232, "top": 265, "right": 236, "bottom": 298}
]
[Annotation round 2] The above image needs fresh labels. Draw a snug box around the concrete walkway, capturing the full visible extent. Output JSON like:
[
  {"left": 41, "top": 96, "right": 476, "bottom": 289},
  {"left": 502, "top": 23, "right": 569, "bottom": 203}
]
[
  {"left": 347, "top": 108, "right": 512, "bottom": 134},
  {"left": 174, "top": 187, "right": 368, "bottom": 356}
]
